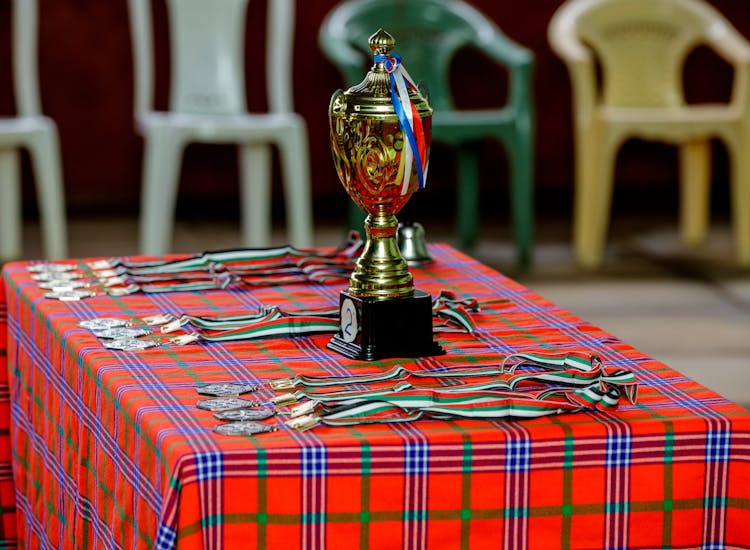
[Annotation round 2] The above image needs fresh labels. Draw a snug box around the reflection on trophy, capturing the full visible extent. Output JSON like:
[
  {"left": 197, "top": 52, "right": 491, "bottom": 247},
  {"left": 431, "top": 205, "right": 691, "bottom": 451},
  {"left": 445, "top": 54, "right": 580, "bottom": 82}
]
[{"left": 327, "top": 29, "right": 443, "bottom": 361}]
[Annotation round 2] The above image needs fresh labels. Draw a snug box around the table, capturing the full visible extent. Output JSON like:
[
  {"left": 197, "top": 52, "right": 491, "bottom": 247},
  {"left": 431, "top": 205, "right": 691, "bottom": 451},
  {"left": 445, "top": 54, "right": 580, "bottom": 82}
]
[
  {"left": 3, "top": 244, "right": 750, "bottom": 549},
  {"left": 0, "top": 277, "right": 16, "bottom": 547}
]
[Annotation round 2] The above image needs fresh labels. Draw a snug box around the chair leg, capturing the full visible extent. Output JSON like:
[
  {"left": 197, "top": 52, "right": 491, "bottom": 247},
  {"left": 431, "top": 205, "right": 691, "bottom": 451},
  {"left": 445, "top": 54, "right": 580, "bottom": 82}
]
[
  {"left": 456, "top": 144, "right": 480, "bottom": 249},
  {"left": 239, "top": 143, "right": 272, "bottom": 247},
  {"left": 679, "top": 139, "right": 711, "bottom": 246},
  {"left": 574, "top": 127, "right": 618, "bottom": 268},
  {"left": 507, "top": 135, "right": 534, "bottom": 270},
  {"left": 730, "top": 131, "right": 750, "bottom": 267},
  {"left": 139, "top": 130, "right": 184, "bottom": 256},
  {"left": 0, "top": 149, "right": 21, "bottom": 260},
  {"left": 277, "top": 125, "right": 314, "bottom": 248},
  {"left": 28, "top": 128, "right": 67, "bottom": 259}
]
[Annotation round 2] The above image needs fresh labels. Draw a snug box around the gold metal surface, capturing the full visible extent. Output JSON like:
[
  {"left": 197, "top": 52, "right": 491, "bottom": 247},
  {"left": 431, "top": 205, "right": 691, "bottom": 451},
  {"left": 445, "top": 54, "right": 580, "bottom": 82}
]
[{"left": 329, "top": 29, "right": 433, "bottom": 299}]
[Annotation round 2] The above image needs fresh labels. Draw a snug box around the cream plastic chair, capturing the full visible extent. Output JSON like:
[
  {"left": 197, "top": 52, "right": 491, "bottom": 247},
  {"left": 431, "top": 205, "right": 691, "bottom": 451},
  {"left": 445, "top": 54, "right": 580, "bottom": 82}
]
[
  {"left": 128, "top": 0, "right": 314, "bottom": 255},
  {"left": 549, "top": 0, "right": 750, "bottom": 268},
  {"left": 0, "top": 0, "right": 67, "bottom": 260}
]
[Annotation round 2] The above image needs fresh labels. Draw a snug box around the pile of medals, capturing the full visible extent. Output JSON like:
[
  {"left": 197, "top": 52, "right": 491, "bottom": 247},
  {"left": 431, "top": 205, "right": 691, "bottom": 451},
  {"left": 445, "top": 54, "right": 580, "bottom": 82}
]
[
  {"left": 28, "top": 233, "right": 364, "bottom": 301},
  {"left": 268, "top": 352, "right": 638, "bottom": 431},
  {"left": 76, "top": 290, "right": 481, "bottom": 352},
  {"left": 195, "top": 382, "right": 278, "bottom": 436}
]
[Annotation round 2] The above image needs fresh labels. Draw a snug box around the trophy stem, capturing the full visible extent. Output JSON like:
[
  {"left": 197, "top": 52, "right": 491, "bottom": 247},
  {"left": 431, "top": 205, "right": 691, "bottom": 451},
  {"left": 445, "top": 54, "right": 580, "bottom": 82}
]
[{"left": 348, "top": 212, "right": 414, "bottom": 299}]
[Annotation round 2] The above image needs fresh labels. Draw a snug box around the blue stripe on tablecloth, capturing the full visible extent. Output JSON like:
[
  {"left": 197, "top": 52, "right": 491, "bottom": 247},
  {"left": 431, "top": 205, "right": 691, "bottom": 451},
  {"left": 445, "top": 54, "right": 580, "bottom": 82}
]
[
  {"left": 705, "top": 427, "right": 731, "bottom": 463},
  {"left": 505, "top": 437, "right": 531, "bottom": 473},
  {"left": 195, "top": 451, "right": 223, "bottom": 482},
  {"left": 605, "top": 432, "right": 632, "bottom": 470},
  {"left": 301, "top": 443, "right": 327, "bottom": 549},
  {"left": 155, "top": 524, "right": 177, "bottom": 550}
]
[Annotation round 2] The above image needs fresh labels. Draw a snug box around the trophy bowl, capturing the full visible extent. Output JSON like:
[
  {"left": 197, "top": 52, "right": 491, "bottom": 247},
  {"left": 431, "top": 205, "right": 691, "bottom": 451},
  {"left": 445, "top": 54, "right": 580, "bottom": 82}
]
[
  {"left": 327, "top": 29, "right": 443, "bottom": 361},
  {"left": 329, "top": 29, "right": 432, "bottom": 300}
]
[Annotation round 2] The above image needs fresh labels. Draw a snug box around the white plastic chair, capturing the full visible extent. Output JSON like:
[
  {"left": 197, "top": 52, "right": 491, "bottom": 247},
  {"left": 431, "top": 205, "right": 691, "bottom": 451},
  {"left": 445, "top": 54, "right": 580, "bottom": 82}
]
[
  {"left": 128, "top": 0, "right": 314, "bottom": 255},
  {"left": 549, "top": 0, "right": 750, "bottom": 268},
  {"left": 0, "top": 0, "right": 67, "bottom": 260}
]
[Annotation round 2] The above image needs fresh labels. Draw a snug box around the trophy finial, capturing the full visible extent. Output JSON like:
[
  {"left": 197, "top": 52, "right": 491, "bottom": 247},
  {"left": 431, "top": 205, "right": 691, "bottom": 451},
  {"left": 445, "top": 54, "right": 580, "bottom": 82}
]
[{"left": 369, "top": 29, "right": 395, "bottom": 55}]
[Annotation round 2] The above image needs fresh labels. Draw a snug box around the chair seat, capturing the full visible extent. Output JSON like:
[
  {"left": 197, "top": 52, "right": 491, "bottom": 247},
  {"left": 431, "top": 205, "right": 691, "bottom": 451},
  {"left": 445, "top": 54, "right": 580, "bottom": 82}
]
[
  {"left": 138, "top": 111, "right": 305, "bottom": 134},
  {"left": 433, "top": 108, "right": 519, "bottom": 143},
  {"left": 0, "top": 115, "right": 54, "bottom": 143},
  {"left": 601, "top": 104, "right": 741, "bottom": 124}
]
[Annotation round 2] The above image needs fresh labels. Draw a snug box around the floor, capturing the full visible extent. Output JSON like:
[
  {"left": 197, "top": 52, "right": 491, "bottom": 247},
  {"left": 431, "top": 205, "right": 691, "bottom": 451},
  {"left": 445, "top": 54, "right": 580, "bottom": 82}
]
[{"left": 8, "top": 214, "right": 750, "bottom": 408}]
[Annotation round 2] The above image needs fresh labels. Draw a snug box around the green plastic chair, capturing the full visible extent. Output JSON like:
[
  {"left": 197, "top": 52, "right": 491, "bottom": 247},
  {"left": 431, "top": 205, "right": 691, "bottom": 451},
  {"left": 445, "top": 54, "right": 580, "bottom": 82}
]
[{"left": 319, "top": 0, "right": 535, "bottom": 268}]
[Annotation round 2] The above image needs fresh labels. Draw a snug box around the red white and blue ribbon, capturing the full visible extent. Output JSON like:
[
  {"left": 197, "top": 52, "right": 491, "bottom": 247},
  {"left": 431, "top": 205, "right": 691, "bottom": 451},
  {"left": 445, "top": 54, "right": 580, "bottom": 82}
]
[{"left": 374, "top": 53, "right": 429, "bottom": 195}]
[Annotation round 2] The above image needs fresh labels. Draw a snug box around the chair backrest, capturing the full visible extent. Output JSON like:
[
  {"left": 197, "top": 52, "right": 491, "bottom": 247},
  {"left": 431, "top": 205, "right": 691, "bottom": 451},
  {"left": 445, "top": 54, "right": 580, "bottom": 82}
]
[
  {"left": 319, "top": 0, "right": 512, "bottom": 112},
  {"left": 11, "top": 0, "right": 43, "bottom": 117},
  {"left": 128, "top": 0, "right": 296, "bottom": 118},
  {"left": 550, "top": 0, "right": 736, "bottom": 108}
]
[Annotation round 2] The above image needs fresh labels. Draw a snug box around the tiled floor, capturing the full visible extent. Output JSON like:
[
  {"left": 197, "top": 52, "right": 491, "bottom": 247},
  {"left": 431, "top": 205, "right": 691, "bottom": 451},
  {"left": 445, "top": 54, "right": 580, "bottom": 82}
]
[{"left": 9, "top": 214, "right": 750, "bottom": 407}]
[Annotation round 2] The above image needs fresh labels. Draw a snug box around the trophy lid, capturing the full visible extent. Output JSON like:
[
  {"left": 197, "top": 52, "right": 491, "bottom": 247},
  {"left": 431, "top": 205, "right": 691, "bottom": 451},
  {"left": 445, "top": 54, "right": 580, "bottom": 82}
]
[{"left": 335, "top": 29, "right": 432, "bottom": 120}]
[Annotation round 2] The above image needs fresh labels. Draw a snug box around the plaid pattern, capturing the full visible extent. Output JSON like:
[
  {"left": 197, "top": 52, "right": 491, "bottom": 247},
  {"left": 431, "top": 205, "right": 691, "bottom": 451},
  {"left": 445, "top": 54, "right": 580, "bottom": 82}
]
[
  {"left": 3, "top": 244, "right": 750, "bottom": 549},
  {"left": 0, "top": 278, "right": 16, "bottom": 548}
]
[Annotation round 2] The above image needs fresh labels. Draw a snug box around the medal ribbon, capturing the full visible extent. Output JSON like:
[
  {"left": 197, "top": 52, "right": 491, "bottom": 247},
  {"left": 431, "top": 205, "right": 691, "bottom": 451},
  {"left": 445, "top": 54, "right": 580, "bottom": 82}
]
[
  {"left": 160, "top": 292, "right": 479, "bottom": 344},
  {"left": 90, "top": 231, "right": 362, "bottom": 275},
  {"left": 92, "top": 233, "right": 363, "bottom": 295},
  {"left": 278, "top": 352, "right": 637, "bottom": 430},
  {"left": 373, "top": 53, "right": 428, "bottom": 194}
]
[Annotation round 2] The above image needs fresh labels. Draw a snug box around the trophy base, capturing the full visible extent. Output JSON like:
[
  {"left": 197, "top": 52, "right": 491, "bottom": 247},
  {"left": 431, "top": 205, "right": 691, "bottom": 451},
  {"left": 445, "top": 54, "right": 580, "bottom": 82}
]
[{"left": 328, "top": 289, "right": 444, "bottom": 361}]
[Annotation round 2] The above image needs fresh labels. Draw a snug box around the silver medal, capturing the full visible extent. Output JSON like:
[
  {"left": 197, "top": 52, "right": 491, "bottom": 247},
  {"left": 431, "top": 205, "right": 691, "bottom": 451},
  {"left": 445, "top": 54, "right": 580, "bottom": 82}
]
[
  {"left": 196, "top": 383, "right": 258, "bottom": 397},
  {"left": 27, "top": 263, "right": 77, "bottom": 273},
  {"left": 79, "top": 317, "right": 130, "bottom": 331},
  {"left": 196, "top": 397, "right": 256, "bottom": 412},
  {"left": 44, "top": 290, "right": 95, "bottom": 301},
  {"left": 38, "top": 280, "right": 89, "bottom": 291},
  {"left": 214, "top": 408, "right": 276, "bottom": 421},
  {"left": 102, "top": 338, "right": 157, "bottom": 351},
  {"left": 213, "top": 421, "right": 277, "bottom": 436},
  {"left": 33, "top": 271, "right": 82, "bottom": 282},
  {"left": 92, "top": 326, "right": 150, "bottom": 339}
]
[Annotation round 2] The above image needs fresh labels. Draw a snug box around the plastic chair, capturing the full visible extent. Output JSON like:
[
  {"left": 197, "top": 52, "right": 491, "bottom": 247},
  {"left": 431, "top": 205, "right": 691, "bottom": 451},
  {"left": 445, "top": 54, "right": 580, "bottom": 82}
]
[
  {"left": 549, "top": 0, "right": 750, "bottom": 268},
  {"left": 0, "top": 0, "right": 67, "bottom": 260},
  {"left": 128, "top": 0, "right": 314, "bottom": 255},
  {"left": 319, "top": 0, "right": 535, "bottom": 268}
]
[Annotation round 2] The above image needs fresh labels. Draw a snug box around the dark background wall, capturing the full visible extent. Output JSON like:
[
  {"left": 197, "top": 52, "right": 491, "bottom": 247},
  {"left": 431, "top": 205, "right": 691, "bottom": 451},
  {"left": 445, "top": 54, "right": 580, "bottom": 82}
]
[{"left": 0, "top": 0, "right": 746, "bottom": 224}]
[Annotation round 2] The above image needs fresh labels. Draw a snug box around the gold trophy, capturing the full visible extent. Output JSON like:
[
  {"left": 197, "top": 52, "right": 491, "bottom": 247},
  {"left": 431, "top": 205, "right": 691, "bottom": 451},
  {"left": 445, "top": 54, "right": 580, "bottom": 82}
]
[{"left": 327, "top": 29, "right": 443, "bottom": 361}]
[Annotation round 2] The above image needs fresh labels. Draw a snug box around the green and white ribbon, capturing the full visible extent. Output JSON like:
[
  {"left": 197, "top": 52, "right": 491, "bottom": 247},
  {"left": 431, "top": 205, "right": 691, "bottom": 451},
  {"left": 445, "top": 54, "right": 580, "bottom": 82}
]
[
  {"left": 152, "top": 291, "right": 479, "bottom": 345},
  {"left": 278, "top": 352, "right": 638, "bottom": 431}
]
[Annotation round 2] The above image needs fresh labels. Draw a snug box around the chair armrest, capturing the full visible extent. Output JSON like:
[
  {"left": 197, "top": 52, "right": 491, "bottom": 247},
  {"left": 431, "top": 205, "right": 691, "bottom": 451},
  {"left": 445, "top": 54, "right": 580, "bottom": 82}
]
[
  {"left": 548, "top": 12, "right": 597, "bottom": 129},
  {"left": 707, "top": 21, "right": 750, "bottom": 66},
  {"left": 705, "top": 22, "right": 750, "bottom": 111},
  {"left": 471, "top": 30, "right": 535, "bottom": 113}
]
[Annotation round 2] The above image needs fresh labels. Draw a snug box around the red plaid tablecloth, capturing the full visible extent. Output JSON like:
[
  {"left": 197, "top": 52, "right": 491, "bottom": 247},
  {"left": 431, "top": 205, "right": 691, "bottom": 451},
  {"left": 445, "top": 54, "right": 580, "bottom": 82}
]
[
  {"left": 3, "top": 244, "right": 750, "bottom": 549},
  {"left": 0, "top": 278, "right": 16, "bottom": 548}
]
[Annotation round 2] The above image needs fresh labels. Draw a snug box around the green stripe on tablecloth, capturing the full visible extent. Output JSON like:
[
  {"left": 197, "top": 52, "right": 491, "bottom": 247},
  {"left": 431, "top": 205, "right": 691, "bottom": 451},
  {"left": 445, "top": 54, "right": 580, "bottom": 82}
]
[
  {"left": 661, "top": 422, "right": 674, "bottom": 548},
  {"left": 727, "top": 497, "right": 750, "bottom": 509},
  {"left": 254, "top": 442, "right": 269, "bottom": 549},
  {"left": 359, "top": 435, "right": 371, "bottom": 550},
  {"left": 170, "top": 503, "right": 675, "bottom": 543},
  {"left": 460, "top": 431, "right": 472, "bottom": 550},
  {"left": 556, "top": 418, "right": 575, "bottom": 550}
]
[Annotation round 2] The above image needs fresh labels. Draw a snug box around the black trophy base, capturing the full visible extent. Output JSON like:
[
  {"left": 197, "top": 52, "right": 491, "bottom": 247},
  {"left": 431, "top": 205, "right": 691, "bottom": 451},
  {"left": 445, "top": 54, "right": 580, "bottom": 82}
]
[{"left": 328, "top": 289, "right": 444, "bottom": 361}]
